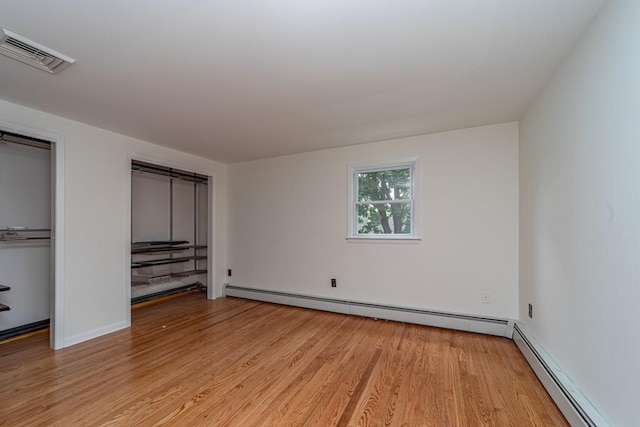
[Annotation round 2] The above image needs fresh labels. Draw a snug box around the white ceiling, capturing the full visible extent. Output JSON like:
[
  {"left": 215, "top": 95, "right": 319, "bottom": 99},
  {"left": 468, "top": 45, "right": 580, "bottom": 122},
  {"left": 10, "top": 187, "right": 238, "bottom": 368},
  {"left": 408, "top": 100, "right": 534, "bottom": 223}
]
[{"left": 0, "top": 0, "right": 605, "bottom": 163}]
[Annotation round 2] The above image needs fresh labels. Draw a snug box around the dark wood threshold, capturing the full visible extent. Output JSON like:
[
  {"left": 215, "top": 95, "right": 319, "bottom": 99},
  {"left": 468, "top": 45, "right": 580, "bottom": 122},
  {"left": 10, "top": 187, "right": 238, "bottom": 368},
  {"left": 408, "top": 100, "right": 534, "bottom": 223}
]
[
  {"left": 0, "top": 319, "right": 50, "bottom": 342},
  {"left": 131, "top": 283, "right": 204, "bottom": 306}
]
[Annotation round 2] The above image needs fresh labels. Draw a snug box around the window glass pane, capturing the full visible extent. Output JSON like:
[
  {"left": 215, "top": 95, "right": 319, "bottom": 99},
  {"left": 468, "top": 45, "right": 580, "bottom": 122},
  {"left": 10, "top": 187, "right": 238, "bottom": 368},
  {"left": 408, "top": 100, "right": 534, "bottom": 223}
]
[
  {"left": 356, "top": 202, "right": 412, "bottom": 234},
  {"left": 357, "top": 168, "right": 411, "bottom": 202}
]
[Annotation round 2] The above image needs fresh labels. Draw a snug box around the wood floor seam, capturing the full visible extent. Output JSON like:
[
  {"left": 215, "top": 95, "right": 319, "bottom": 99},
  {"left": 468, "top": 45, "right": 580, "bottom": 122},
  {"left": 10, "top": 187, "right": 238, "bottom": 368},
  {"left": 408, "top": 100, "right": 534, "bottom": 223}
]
[{"left": 336, "top": 348, "right": 383, "bottom": 426}]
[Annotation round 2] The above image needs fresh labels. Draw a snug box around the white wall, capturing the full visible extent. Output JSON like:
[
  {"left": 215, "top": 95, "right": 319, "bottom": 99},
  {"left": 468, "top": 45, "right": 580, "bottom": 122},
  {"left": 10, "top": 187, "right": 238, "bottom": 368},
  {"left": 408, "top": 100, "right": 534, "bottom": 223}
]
[
  {"left": 229, "top": 123, "right": 519, "bottom": 318},
  {"left": 131, "top": 173, "right": 171, "bottom": 242},
  {"left": 0, "top": 98, "right": 227, "bottom": 346},
  {"left": 519, "top": 0, "right": 640, "bottom": 425}
]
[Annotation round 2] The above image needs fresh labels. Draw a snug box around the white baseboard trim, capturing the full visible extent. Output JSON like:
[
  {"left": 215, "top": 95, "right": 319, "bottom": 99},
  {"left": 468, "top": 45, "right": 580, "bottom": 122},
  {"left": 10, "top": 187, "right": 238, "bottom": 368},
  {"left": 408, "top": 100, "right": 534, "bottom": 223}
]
[
  {"left": 63, "top": 320, "right": 129, "bottom": 348},
  {"left": 225, "top": 285, "right": 513, "bottom": 337},
  {"left": 513, "top": 323, "right": 609, "bottom": 427}
]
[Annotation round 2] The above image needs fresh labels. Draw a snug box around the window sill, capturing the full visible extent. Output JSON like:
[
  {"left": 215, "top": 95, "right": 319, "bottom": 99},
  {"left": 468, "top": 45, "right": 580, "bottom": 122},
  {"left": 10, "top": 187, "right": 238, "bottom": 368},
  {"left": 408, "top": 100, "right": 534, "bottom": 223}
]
[{"left": 346, "top": 236, "right": 422, "bottom": 244}]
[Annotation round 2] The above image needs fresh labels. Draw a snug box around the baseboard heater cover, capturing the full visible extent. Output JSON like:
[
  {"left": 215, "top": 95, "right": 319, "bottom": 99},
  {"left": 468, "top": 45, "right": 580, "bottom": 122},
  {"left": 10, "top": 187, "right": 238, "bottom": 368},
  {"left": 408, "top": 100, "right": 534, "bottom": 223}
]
[
  {"left": 224, "top": 285, "right": 513, "bottom": 337},
  {"left": 513, "top": 323, "right": 609, "bottom": 427}
]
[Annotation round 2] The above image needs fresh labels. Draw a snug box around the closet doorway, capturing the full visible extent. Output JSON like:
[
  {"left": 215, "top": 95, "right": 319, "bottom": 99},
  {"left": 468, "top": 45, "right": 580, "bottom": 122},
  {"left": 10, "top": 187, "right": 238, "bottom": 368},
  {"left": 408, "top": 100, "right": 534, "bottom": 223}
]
[
  {"left": 129, "top": 160, "right": 212, "bottom": 308},
  {"left": 0, "top": 121, "right": 65, "bottom": 349}
]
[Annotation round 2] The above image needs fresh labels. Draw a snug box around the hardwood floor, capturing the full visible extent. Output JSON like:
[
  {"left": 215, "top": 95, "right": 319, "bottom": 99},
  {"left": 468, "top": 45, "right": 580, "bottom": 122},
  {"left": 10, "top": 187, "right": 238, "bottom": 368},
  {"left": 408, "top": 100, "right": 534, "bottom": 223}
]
[{"left": 0, "top": 293, "right": 567, "bottom": 426}]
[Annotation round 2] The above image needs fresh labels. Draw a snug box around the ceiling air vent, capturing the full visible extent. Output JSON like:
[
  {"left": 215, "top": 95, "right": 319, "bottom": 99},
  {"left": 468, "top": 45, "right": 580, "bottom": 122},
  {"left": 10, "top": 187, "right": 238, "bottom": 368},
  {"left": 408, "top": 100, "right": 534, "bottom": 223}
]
[{"left": 0, "top": 28, "right": 75, "bottom": 74}]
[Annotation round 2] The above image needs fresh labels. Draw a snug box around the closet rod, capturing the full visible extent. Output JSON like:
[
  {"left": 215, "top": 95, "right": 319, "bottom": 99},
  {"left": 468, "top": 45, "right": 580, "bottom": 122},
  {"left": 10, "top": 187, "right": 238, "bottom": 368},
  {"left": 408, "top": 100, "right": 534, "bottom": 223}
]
[
  {"left": 0, "top": 131, "right": 52, "bottom": 150},
  {"left": 131, "top": 167, "right": 207, "bottom": 184},
  {"left": 131, "top": 161, "right": 208, "bottom": 184}
]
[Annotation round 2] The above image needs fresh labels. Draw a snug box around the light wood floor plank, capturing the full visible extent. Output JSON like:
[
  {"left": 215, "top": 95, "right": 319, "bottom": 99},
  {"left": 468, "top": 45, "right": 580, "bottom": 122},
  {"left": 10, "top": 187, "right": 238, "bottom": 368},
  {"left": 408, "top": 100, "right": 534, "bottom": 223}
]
[{"left": 0, "top": 292, "right": 568, "bottom": 426}]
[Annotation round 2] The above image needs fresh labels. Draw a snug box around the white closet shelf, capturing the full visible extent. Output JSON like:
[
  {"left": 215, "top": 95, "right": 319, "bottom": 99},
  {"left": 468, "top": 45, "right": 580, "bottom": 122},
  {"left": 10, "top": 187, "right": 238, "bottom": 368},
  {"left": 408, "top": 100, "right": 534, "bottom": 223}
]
[
  {"left": 171, "top": 269, "right": 207, "bottom": 278},
  {"left": 0, "top": 285, "right": 9, "bottom": 312},
  {"left": 1, "top": 237, "right": 51, "bottom": 242},
  {"left": 1, "top": 228, "right": 51, "bottom": 242},
  {"left": 132, "top": 269, "right": 207, "bottom": 286},
  {"left": 131, "top": 255, "right": 207, "bottom": 269},
  {"left": 131, "top": 244, "right": 206, "bottom": 255},
  {"left": 0, "top": 228, "right": 50, "bottom": 232}
]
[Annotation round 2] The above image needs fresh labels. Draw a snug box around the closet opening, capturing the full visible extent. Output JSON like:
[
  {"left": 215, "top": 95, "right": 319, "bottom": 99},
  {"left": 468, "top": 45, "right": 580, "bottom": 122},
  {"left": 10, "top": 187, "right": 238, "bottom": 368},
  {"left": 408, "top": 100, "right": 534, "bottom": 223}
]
[
  {"left": 130, "top": 160, "right": 209, "bottom": 306},
  {"left": 0, "top": 130, "right": 54, "bottom": 343}
]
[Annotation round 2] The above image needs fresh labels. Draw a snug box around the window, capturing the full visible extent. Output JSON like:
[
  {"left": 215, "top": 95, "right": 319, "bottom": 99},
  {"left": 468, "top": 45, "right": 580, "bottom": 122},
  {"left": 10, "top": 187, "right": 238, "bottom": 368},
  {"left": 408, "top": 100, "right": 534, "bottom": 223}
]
[{"left": 348, "top": 159, "right": 419, "bottom": 240}]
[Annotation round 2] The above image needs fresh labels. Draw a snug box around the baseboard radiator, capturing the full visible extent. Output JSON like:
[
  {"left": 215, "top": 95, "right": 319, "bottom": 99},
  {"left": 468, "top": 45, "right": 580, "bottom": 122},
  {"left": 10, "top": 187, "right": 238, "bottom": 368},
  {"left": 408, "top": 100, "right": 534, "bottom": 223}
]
[
  {"left": 224, "top": 285, "right": 513, "bottom": 337},
  {"left": 513, "top": 323, "right": 609, "bottom": 427}
]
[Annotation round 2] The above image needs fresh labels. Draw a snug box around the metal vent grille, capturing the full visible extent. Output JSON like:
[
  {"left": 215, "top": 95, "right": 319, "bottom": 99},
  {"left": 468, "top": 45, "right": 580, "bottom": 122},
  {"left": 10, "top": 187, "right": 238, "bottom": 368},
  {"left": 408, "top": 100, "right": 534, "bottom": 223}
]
[{"left": 0, "top": 28, "right": 75, "bottom": 74}]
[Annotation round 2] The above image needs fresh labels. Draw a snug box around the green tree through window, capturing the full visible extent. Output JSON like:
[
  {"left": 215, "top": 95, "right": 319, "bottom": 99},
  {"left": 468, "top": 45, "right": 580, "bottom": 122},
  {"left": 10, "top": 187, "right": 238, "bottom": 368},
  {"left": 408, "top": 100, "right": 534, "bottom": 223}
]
[{"left": 356, "top": 166, "right": 412, "bottom": 235}]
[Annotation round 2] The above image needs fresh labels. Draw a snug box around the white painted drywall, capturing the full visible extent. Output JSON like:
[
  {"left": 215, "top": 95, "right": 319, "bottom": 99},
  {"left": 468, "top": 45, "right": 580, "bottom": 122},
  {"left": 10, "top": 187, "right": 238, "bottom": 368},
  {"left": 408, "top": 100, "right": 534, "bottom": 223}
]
[
  {"left": 0, "top": 142, "right": 51, "bottom": 330},
  {"left": 172, "top": 179, "right": 197, "bottom": 243},
  {"left": 131, "top": 173, "right": 171, "bottom": 242},
  {"left": 519, "top": 1, "right": 640, "bottom": 425},
  {"left": 228, "top": 123, "right": 519, "bottom": 318},
  {"left": 0, "top": 98, "right": 227, "bottom": 346}
]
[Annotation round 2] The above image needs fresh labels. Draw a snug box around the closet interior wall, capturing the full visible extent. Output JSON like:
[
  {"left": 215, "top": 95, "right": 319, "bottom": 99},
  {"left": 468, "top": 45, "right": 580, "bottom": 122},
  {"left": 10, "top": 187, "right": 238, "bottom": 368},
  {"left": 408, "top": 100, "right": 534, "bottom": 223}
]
[
  {"left": 0, "top": 132, "right": 51, "bottom": 336},
  {"left": 131, "top": 161, "right": 208, "bottom": 303}
]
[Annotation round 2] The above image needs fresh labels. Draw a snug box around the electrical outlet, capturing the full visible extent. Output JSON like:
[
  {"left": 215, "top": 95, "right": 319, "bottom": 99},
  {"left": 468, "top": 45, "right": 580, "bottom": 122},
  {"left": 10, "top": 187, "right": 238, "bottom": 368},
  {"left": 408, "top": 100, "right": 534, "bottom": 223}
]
[
  {"left": 331, "top": 278, "right": 337, "bottom": 287},
  {"left": 528, "top": 303, "right": 533, "bottom": 319},
  {"left": 482, "top": 292, "right": 491, "bottom": 304},
  {"left": 227, "top": 269, "right": 232, "bottom": 277}
]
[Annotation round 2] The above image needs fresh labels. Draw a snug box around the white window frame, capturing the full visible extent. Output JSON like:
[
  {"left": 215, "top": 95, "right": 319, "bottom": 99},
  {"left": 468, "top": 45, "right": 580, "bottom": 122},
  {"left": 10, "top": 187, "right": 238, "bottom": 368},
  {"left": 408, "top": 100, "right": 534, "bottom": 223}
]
[{"left": 347, "top": 158, "right": 421, "bottom": 242}]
